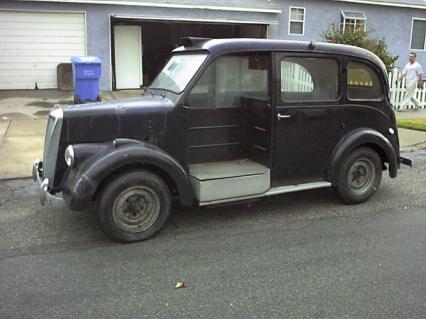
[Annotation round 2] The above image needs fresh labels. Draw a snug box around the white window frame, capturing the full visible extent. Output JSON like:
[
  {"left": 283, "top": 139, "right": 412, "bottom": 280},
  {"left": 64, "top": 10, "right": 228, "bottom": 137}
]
[
  {"left": 410, "top": 17, "right": 426, "bottom": 51},
  {"left": 341, "top": 10, "right": 367, "bottom": 32},
  {"left": 288, "top": 7, "right": 305, "bottom": 36}
]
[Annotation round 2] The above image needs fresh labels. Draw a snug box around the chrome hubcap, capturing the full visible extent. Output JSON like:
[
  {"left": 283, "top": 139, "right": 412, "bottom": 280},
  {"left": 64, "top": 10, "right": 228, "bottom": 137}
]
[
  {"left": 112, "top": 186, "right": 160, "bottom": 233},
  {"left": 347, "top": 158, "right": 375, "bottom": 195}
]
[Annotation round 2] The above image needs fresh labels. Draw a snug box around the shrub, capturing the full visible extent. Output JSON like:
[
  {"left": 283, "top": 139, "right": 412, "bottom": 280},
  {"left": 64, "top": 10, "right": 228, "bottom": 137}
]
[{"left": 322, "top": 23, "right": 398, "bottom": 72}]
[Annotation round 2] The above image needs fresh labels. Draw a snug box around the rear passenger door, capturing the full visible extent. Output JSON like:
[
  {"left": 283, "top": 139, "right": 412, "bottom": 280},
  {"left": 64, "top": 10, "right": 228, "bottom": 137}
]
[{"left": 272, "top": 53, "right": 344, "bottom": 186}]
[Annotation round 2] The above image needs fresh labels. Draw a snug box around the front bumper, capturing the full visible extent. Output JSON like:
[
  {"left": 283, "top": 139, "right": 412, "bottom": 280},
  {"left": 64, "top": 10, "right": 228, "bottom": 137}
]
[
  {"left": 399, "top": 156, "right": 413, "bottom": 167},
  {"left": 32, "top": 159, "right": 65, "bottom": 208}
]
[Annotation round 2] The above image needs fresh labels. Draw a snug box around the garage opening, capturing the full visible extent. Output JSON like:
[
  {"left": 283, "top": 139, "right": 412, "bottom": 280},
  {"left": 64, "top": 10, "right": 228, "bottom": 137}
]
[{"left": 111, "top": 17, "right": 267, "bottom": 90}]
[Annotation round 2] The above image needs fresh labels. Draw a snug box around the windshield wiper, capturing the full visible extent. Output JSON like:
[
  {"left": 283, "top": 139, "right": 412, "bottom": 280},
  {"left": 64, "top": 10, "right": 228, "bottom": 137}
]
[{"left": 149, "top": 87, "right": 179, "bottom": 94}]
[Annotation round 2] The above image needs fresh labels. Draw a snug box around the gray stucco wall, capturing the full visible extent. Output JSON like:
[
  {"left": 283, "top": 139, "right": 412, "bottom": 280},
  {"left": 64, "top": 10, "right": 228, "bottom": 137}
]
[
  {"left": 280, "top": 0, "right": 426, "bottom": 71},
  {"left": 1, "top": 0, "right": 425, "bottom": 90}
]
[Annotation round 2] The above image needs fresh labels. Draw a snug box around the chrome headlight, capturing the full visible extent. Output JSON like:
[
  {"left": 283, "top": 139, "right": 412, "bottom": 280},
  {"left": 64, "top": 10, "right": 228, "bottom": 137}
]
[{"left": 64, "top": 145, "right": 75, "bottom": 167}]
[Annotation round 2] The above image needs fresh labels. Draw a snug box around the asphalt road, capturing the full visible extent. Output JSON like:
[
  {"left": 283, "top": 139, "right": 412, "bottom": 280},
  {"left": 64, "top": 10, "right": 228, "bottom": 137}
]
[{"left": 1, "top": 152, "right": 426, "bottom": 319}]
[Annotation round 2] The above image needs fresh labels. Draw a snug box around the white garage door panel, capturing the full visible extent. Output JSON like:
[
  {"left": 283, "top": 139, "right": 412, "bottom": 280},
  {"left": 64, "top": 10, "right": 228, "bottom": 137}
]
[
  {"left": 0, "top": 62, "right": 69, "bottom": 70},
  {"left": 0, "top": 56, "right": 80, "bottom": 64},
  {"left": 1, "top": 43, "right": 85, "bottom": 51},
  {"left": 0, "top": 10, "right": 86, "bottom": 90},
  {"left": 0, "top": 49, "right": 86, "bottom": 57},
  {"left": 0, "top": 11, "right": 83, "bottom": 23},
  {"left": 1, "top": 36, "right": 84, "bottom": 44},
  {"left": 0, "top": 70, "right": 55, "bottom": 77},
  {"left": 0, "top": 80, "right": 54, "bottom": 90},
  {"left": 0, "top": 22, "right": 85, "bottom": 31},
  {"left": 0, "top": 29, "right": 84, "bottom": 37}
]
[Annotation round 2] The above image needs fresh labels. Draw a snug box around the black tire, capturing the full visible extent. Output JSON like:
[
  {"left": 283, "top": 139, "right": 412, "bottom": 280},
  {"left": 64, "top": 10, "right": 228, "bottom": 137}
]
[
  {"left": 335, "top": 147, "right": 382, "bottom": 205},
  {"left": 96, "top": 169, "right": 172, "bottom": 243}
]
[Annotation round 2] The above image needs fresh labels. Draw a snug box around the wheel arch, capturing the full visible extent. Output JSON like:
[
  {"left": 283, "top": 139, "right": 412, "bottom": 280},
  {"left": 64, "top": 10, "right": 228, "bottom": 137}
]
[
  {"left": 94, "top": 162, "right": 180, "bottom": 203},
  {"left": 327, "top": 128, "right": 398, "bottom": 184},
  {"left": 62, "top": 141, "right": 195, "bottom": 211}
]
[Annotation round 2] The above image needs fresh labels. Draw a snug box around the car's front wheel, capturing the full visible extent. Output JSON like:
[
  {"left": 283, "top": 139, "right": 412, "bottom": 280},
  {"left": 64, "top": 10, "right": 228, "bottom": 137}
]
[
  {"left": 96, "top": 169, "right": 172, "bottom": 243},
  {"left": 335, "top": 147, "right": 382, "bottom": 205}
]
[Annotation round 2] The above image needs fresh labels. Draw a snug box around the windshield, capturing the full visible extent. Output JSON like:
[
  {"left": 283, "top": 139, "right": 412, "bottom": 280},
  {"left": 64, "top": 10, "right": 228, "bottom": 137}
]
[{"left": 150, "top": 53, "right": 208, "bottom": 94}]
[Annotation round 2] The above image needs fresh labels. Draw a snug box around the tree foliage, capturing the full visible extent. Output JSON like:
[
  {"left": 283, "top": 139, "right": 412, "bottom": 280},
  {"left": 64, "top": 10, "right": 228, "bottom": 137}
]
[{"left": 322, "top": 23, "right": 398, "bottom": 72}]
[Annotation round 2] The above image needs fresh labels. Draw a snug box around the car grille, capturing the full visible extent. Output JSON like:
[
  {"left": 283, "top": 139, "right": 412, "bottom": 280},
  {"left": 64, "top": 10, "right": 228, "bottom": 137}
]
[{"left": 42, "top": 107, "right": 63, "bottom": 189}]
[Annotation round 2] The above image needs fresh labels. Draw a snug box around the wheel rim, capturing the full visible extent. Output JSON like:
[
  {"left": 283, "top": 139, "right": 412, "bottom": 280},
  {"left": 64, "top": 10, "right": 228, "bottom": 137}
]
[
  {"left": 347, "top": 157, "right": 376, "bottom": 196},
  {"left": 112, "top": 186, "right": 161, "bottom": 233}
]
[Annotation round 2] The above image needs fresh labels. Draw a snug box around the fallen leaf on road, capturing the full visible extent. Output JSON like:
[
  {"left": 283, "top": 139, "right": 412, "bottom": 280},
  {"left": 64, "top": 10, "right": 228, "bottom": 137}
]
[{"left": 175, "top": 281, "right": 187, "bottom": 289}]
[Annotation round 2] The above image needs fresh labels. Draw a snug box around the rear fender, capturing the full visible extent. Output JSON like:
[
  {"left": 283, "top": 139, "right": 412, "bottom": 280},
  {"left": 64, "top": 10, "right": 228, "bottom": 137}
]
[{"left": 328, "top": 128, "right": 398, "bottom": 184}]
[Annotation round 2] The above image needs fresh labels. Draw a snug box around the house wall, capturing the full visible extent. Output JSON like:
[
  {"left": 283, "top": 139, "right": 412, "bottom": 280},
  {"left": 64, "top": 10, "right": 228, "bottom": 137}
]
[
  {"left": 285, "top": 0, "right": 426, "bottom": 71},
  {"left": 0, "top": 1, "right": 279, "bottom": 90},
  {"left": 1, "top": 0, "right": 425, "bottom": 91}
]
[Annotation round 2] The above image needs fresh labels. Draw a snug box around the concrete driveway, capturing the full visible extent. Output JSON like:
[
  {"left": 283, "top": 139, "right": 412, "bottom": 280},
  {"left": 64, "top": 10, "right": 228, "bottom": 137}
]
[
  {"left": 0, "top": 90, "right": 141, "bottom": 179},
  {"left": 0, "top": 90, "right": 73, "bottom": 179}
]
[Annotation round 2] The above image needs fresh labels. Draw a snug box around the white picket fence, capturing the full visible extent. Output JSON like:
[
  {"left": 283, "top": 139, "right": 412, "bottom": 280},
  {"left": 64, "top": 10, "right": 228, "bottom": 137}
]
[
  {"left": 388, "top": 69, "right": 426, "bottom": 109},
  {"left": 281, "top": 61, "right": 314, "bottom": 93}
]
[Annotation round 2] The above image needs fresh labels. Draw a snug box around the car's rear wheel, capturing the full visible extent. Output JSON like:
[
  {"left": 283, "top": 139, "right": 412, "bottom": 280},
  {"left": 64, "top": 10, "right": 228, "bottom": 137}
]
[
  {"left": 96, "top": 169, "right": 172, "bottom": 243},
  {"left": 335, "top": 147, "right": 382, "bottom": 205}
]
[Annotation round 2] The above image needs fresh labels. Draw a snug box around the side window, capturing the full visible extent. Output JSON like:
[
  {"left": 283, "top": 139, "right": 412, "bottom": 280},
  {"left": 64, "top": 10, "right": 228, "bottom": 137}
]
[
  {"left": 189, "top": 53, "right": 270, "bottom": 108},
  {"left": 347, "top": 61, "right": 383, "bottom": 100},
  {"left": 280, "top": 57, "right": 339, "bottom": 102}
]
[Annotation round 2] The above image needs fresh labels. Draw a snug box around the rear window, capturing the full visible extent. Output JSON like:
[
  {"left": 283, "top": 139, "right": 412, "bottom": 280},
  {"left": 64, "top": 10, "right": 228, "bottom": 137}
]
[
  {"left": 347, "top": 61, "right": 383, "bottom": 100},
  {"left": 280, "top": 57, "right": 339, "bottom": 102}
]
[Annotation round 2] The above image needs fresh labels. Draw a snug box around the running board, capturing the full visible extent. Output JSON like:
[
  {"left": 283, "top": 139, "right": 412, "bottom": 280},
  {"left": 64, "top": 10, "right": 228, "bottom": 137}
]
[{"left": 198, "top": 181, "right": 332, "bottom": 206}]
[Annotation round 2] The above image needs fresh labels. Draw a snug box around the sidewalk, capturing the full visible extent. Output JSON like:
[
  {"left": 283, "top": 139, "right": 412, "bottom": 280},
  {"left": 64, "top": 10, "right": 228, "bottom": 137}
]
[
  {"left": 0, "top": 90, "right": 142, "bottom": 179},
  {"left": 395, "top": 108, "right": 426, "bottom": 119},
  {"left": 395, "top": 108, "right": 426, "bottom": 152},
  {"left": 0, "top": 90, "right": 425, "bottom": 179}
]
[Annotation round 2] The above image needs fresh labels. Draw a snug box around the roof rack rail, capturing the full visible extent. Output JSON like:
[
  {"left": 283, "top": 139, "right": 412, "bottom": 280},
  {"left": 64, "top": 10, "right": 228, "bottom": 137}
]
[{"left": 177, "top": 37, "right": 211, "bottom": 47}]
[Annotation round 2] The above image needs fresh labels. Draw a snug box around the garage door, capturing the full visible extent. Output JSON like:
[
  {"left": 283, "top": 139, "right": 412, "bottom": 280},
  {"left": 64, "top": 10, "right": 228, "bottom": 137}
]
[{"left": 0, "top": 10, "right": 86, "bottom": 90}]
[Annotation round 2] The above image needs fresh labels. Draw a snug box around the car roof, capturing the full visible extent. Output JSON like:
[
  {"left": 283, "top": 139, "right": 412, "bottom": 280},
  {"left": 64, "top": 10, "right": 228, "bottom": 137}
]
[{"left": 173, "top": 37, "right": 387, "bottom": 76}]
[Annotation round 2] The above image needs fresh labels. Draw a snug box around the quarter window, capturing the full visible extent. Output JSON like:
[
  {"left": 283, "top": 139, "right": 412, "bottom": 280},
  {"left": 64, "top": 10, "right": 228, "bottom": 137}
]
[
  {"left": 411, "top": 19, "right": 426, "bottom": 50},
  {"left": 189, "top": 54, "right": 270, "bottom": 108},
  {"left": 341, "top": 11, "right": 366, "bottom": 32},
  {"left": 347, "top": 61, "right": 383, "bottom": 100},
  {"left": 289, "top": 7, "right": 305, "bottom": 35},
  {"left": 280, "top": 57, "right": 339, "bottom": 102}
]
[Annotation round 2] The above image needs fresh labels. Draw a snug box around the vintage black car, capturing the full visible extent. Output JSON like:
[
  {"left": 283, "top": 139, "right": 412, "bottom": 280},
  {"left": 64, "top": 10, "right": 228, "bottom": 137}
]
[{"left": 33, "top": 37, "right": 411, "bottom": 242}]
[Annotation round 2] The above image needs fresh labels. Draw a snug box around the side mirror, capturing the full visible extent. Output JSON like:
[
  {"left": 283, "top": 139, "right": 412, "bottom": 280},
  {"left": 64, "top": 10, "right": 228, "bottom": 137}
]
[{"left": 182, "top": 95, "right": 191, "bottom": 108}]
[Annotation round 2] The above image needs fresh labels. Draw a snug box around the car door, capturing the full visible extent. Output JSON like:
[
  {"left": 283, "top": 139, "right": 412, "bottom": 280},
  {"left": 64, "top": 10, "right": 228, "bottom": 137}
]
[
  {"left": 272, "top": 53, "right": 345, "bottom": 186},
  {"left": 186, "top": 52, "right": 272, "bottom": 165}
]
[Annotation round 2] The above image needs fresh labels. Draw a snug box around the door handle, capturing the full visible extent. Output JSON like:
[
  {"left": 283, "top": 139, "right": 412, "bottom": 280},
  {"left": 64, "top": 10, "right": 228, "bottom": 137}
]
[{"left": 277, "top": 113, "right": 291, "bottom": 120}]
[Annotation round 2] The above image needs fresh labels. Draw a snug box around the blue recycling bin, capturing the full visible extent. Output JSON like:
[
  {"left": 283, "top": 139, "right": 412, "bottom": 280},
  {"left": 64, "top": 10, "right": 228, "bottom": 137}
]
[{"left": 71, "top": 56, "right": 101, "bottom": 104}]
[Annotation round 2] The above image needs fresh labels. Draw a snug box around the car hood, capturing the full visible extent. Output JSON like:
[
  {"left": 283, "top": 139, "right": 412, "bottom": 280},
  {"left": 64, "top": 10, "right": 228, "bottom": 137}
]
[{"left": 60, "top": 95, "right": 174, "bottom": 144}]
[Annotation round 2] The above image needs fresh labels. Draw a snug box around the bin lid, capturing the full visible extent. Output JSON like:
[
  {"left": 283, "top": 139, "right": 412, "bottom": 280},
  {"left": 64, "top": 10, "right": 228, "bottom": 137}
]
[{"left": 71, "top": 56, "right": 101, "bottom": 64}]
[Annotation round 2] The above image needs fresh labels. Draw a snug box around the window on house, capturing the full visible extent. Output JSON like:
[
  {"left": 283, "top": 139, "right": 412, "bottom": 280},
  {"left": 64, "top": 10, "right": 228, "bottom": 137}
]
[
  {"left": 280, "top": 57, "right": 339, "bottom": 102},
  {"left": 289, "top": 7, "right": 305, "bottom": 35},
  {"left": 347, "top": 61, "right": 383, "bottom": 100},
  {"left": 341, "top": 11, "right": 366, "bottom": 32},
  {"left": 411, "top": 19, "right": 426, "bottom": 50}
]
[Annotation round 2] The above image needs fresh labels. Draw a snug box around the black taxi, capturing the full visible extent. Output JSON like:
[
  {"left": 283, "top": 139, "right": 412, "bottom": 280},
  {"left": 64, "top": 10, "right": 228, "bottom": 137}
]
[{"left": 33, "top": 37, "right": 411, "bottom": 242}]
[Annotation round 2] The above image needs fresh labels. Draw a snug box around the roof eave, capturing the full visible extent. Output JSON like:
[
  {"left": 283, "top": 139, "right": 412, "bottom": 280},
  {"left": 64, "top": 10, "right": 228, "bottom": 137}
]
[
  {"left": 332, "top": 0, "right": 426, "bottom": 10},
  {"left": 14, "top": 0, "right": 282, "bottom": 14}
]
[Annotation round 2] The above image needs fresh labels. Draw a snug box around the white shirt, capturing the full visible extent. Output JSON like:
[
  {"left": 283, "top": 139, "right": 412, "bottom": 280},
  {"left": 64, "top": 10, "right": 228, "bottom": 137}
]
[{"left": 402, "top": 61, "right": 423, "bottom": 84}]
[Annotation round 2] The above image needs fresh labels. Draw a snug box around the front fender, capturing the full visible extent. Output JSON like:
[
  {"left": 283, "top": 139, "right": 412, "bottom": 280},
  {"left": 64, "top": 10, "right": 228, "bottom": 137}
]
[
  {"left": 62, "top": 140, "right": 194, "bottom": 210},
  {"left": 328, "top": 128, "right": 398, "bottom": 184}
]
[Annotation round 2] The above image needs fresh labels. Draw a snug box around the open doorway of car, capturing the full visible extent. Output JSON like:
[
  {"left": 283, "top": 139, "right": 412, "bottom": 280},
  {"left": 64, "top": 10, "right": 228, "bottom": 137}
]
[
  {"left": 110, "top": 17, "right": 267, "bottom": 90},
  {"left": 184, "top": 52, "right": 273, "bottom": 205}
]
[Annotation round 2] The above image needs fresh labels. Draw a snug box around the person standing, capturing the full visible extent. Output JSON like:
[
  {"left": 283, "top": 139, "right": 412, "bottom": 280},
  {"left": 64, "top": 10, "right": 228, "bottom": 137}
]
[{"left": 398, "top": 52, "right": 423, "bottom": 111}]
